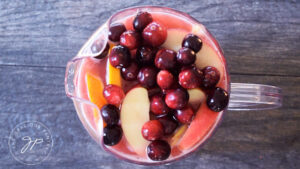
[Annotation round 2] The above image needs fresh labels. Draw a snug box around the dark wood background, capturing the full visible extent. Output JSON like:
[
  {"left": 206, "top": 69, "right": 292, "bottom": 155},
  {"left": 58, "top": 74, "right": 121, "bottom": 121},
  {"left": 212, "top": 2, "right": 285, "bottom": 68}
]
[{"left": 0, "top": 0, "right": 299, "bottom": 168}]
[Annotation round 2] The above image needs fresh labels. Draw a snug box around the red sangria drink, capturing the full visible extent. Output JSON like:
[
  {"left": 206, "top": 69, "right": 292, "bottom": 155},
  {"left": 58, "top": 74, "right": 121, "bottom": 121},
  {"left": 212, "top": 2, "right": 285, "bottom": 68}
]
[{"left": 66, "top": 6, "right": 230, "bottom": 165}]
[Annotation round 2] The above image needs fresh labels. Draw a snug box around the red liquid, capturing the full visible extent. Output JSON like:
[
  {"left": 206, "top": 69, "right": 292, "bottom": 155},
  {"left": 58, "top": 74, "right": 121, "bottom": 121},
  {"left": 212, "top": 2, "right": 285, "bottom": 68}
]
[{"left": 76, "top": 12, "right": 229, "bottom": 162}]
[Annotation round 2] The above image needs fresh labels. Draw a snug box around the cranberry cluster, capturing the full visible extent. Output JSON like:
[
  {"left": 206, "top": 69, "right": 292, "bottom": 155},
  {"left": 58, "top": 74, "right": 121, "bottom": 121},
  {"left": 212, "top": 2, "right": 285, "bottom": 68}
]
[
  {"left": 101, "top": 85, "right": 125, "bottom": 146},
  {"left": 96, "top": 11, "right": 229, "bottom": 161}
]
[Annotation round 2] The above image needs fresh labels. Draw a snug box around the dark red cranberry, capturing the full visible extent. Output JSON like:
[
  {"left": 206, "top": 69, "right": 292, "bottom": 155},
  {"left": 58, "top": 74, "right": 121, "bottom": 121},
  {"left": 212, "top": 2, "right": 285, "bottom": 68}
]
[
  {"left": 137, "top": 66, "right": 158, "bottom": 88},
  {"left": 108, "top": 23, "right": 126, "bottom": 42},
  {"left": 155, "top": 49, "right": 177, "bottom": 70},
  {"left": 133, "top": 11, "right": 153, "bottom": 32},
  {"left": 202, "top": 66, "right": 220, "bottom": 88},
  {"left": 150, "top": 94, "right": 170, "bottom": 116},
  {"left": 121, "top": 61, "right": 140, "bottom": 81},
  {"left": 91, "top": 42, "right": 110, "bottom": 59},
  {"left": 109, "top": 45, "right": 131, "bottom": 68},
  {"left": 142, "top": 120, "right": 164, "bottom": 141},
  {"left": 176, "top": 47, "right": 196, "bottom": 65},
  {"left": 120, "top": 30, "right": 142, "bottom": 50},
  {"left": 156, "top": 70, "right": 174, "bottom": 89},
  {"left": 147, "top": 140, "right": 171, "bottom": 161},
  {"left": 136, "top": 46, "right": 157, "bottom": 65},
  {"left": 174, "top": 106, "right": 194, "bottom": 124},
  {"left": 103, "top": 125, "right": 122, "bottom": 146},
  {"left": 178, "top": 67, "right": 203, "bottom": 89},
  {"left": 157, "top": 115, "right": 178, "bottom": 135},
  {"left": 182, "top": 34, "right": 202, "bottom": 53},
  {"left": 142, "top": 22, "right": 167, "bottom": 47},
  {"left": 100, "top": 104, "right": 119, "bottom": 125},
  {"left": 165, "top": 88, "right": 189, "bottom": 110},
  {"left": 103, "top": 84, "right": 125, "bottom": 106},
  {"left": 207, "top": 87, "right": 229, "bottom": 112}
]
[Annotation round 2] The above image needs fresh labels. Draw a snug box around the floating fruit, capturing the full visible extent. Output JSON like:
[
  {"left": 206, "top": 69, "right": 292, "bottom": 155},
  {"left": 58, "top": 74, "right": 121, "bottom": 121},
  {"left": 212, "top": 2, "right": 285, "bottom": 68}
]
[
  {"left": 207, "top": 87, "right": 229, "bottom": 112},
  {"left": 120, "top": 87, "right": 150, "bottom": 155},
  {"left": 143, "top": 22, "right": 167, "bottom": 47},
  {"left": 100, "top": 104, "right": 120, "bottom": 125},
  {"left": 103, "top": 84, "right": 125, "bottom": 106},
  {"left": 109, "top": 45, "right": 131, "bottom": 68},
  {"left": 147, "top": 140, "right": 171, "bottom": 161},
  {"left": 142, "top": 120, "right": 164, "bottom": 141},
  {"left": 154, "top": 48, "right": 177, "bottom": 70},
  {"left": 103, "top": 125, "right": 123, "bottom": 146},
  {"left": 182, "top": 34, "right": 202, "bottom": 53},
  {"left": 202, "top": 66, "right": 220, "bottom": 88},
  {"left": 109, "top": 23, "right": 126, "bottom": 42},
  {"left": 133, "top": 11, "right": 153, "bottom": 32},
  {"left": 137, "top": 66, "right": 158, "bottom": 89},
  {"left": 165, "top": 88, "right": 189, "bottom": 110}
]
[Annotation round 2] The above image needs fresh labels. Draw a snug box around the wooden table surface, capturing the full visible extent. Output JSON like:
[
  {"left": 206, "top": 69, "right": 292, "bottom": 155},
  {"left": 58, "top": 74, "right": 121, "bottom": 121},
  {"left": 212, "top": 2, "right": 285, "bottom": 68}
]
[{"left": 0, "top": 0, "right": 299, "bottom": 168}]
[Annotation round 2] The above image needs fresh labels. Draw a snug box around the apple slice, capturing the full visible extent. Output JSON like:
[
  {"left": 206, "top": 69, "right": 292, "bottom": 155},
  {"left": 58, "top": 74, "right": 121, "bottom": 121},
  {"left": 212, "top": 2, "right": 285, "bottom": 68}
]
[
  {"left": 162, "top": 29, "right": 188, "bottom": 52},
  {"left": 177, "top": 103, "right": 219, "bottom": 151},
  {"left": 188, "top": 88, "right": 206, "bottom": 111},
  {"left": 195, "top": 43, "right": 224, "bottom": 80},
  {"left": 170, "top": 125, "right": 188, "bottom": 147},
  {"left": 120, "top": 87, "right": 150, "bottom": 155}
]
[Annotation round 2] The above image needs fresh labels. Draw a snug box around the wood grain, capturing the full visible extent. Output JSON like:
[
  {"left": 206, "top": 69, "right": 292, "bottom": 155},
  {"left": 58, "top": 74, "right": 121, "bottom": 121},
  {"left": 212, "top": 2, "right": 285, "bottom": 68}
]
[
  {"left": 0, "top": 0, "right": 299, "bottom": 76},
  {"left": 0, "top": 0, "right": 299, "bottom": 168}
]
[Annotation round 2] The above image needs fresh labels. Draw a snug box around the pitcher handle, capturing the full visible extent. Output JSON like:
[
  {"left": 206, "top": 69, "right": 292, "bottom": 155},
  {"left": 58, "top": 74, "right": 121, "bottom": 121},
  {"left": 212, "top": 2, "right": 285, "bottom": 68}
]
[{"left": 228, "top": 83, "right": 282, "bottom": 111}]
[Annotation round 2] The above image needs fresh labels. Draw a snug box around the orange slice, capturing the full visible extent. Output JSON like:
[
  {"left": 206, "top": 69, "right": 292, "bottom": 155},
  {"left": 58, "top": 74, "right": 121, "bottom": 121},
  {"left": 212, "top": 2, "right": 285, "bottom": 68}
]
[
  {"left": 106, "top": 45, "right": 122, "bottom": 87},
  {"left": 86, "top": 73, "right": 107, "bottom": 126}
]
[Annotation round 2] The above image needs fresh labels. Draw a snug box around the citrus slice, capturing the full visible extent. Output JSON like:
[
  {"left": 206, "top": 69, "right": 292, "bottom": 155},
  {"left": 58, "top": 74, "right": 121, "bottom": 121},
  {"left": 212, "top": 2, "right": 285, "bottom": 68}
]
[
  {"left": 106, "top": 45, "right": 122, "bottom": 87},
  {"left": 86, "top": 73, "right": 107, "bottom": 125}
]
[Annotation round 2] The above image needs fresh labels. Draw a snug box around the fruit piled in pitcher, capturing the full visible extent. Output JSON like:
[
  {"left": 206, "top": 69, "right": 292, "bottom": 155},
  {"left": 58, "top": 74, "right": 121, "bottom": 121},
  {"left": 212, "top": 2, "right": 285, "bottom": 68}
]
[{"left": 93, "top": 11, "right": 229, "bottom": 161}]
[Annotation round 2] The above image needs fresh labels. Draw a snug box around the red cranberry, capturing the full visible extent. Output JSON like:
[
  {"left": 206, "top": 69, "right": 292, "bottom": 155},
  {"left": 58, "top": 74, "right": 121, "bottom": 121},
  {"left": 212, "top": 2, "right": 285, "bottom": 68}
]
[
  {"left": 202, "top": 66, "right": 220, "bottom": 88},
  {"left": 178, "top": 67, "right": 203, "bottom": 89},
  {"left": 142, "top": 120, "right": 164, "bottom": 141},
  {"left": 133, "top": 11, "right": 153, "bottom": 32},
  {"left": 142, "top": 22, "right": 167, "bottom": 47},
  {"left": 174, "top": 106, "right": 194, "bottom": 124},
  {"left": 121, "top": 61, "right": 140, "bottom": 81},
  {"left": 120, "top": 30, "right": 142, "bottom": 50},
  {"left": 100, "top": 104, "right": 119, "bottom": 125},
  {"left": 103, "top": 84, "right": 125, "bottom": 106},
  {"left": 147, "top": 140, "right": 171, "bottom": 161},
  {"left": 103, "top": 125, "right": 122, "bottom": 146},
  {"left": 91, "top": 42, "right": 110, "bottom": 59},
  {"left": 207, "top": 87, "right": 229, "bottom": 112},
  {"left": 108, "top": 23, "right": 126, "bottom": 42},
  {"left": 137, "top": 66, "right": 158, "bottom": 88},
  {"left": 165, "top": 88, "right": 189, "bottom": 110},
  {"left": 182, "top": 34, "right": 202, "bottom": 53},
  {"left": 155, "top": 48, "right": 177, "bottom": 70},
  {"left": 176, "top": 47, "right": 196, "bottom": 65},
  {"left": 150, "top": 94, "right": 170, "bottom": 116},
  {"left": 136, "top": 46, "right": 157, "bottom": 65},
  {"left": 109, "top": 45, "right": 131, "bottom": 68},
  {"left": 157, "top": 70, "right": 174, "bottom": 89},
  {"left": 157, "top": 115, "right": 178, "bottom": 135}
]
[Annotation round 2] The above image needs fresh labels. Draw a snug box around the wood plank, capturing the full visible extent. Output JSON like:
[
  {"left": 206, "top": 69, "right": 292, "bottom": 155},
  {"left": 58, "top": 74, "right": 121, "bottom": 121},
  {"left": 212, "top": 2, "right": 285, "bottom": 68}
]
[
  {"left": 0, "top": 66, "right": 299, "bottom": 168},
  {"left": 0, "top": 0, "right": 299, "bottom": 76}
]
